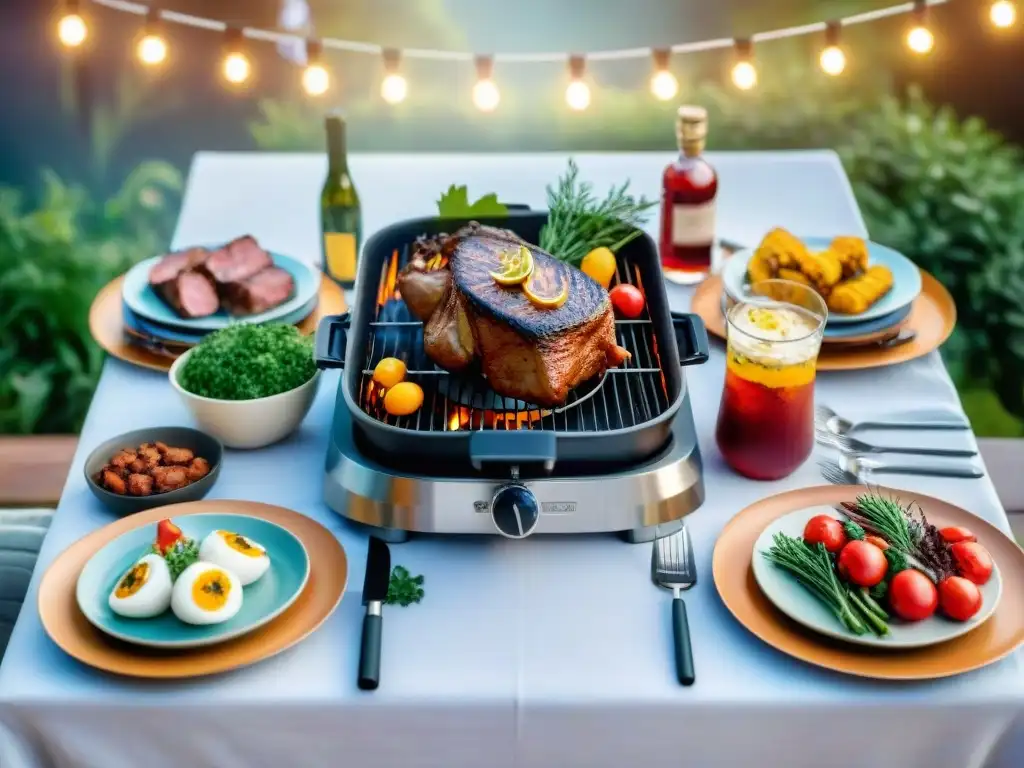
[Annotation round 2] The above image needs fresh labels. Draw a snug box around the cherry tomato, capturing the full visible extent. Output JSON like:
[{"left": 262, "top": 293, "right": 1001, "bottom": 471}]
[
  {"left": 802, "top": 515, "right": 847, "bottom": 554},
  {"left": 950, "top": 541, "right": 994, "bottom": 585},
  {"left": 609, "top": 284, "right": 645, "bottom": 318},
  {"left": 888, "top": 569, "right": 938, "bottom": 622},
  {"left": 864, "top": 535, "right": 890, "bottom": 551},
  {"left": 938, "top": 576, "right": 983, "bottom": 621},
  {"left": 155, "top": 519, "right": 182, "bottom": 554},
  {"left": 939, "top": 526, "right": 977, "bottom": 545},
  {"left": 837, "top": 540, "right": 889, "bottom": 587}
]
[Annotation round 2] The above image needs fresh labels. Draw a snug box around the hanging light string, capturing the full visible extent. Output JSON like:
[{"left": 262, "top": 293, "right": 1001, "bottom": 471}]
[{"left": 83, "top": 0, "right": 959, "bottom": 64}]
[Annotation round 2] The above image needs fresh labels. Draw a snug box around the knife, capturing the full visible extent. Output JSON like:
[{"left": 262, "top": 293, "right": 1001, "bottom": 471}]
[{"left": 357, "top": 536, "right": 391, "bottom": 690}]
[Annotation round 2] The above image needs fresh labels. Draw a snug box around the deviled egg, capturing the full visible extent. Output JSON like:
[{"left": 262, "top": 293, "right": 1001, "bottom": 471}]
[
  {"left": 108, "top": 553, "right": 172, "bottom": 618},
  {"left": 198, "top": 530, "right": 270, "bottom": 586},
  {"left": 171, "top": 562, "right": 242, "bottom": 625}
]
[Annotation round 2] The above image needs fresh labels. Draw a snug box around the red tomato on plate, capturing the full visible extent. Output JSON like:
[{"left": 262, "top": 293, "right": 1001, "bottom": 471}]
[
  {"left": 837, "top": 540, "right": 888, "bottom": 587},
  {"left": 609, "top": 285, "right": 645, "bottom": 318},
  {"left": 155, "top": 518, "right": 183, "bottom": 554},
  {"left": 939, "top": 526, "right": 977, "bottom": 545},
  {"left": 802, "top": 515, "right": 847, "bottom": 554},
  {"left": 888, "top": 569, "right": 938, "bottom": 622},
  {"left": 938, "top": 576, "right": 983, "bottom": 621},
  {"left": 950, "top": 541, "right": 994, "bottom": 585}
]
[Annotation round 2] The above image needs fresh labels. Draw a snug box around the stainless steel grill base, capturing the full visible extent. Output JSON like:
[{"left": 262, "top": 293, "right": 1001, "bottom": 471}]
[{"left": 323, "top": 386, "right": 705, "bottom": 542}]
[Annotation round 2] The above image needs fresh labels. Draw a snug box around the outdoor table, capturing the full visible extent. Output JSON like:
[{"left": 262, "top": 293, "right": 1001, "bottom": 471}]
[{"left": 1, "top": 151, "right": 1021, "bottom": 768}]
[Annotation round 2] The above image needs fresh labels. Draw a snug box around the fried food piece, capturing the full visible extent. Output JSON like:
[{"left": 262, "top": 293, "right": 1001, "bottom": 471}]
[
  {"left": 138, "top": 445, "right": 162, "bottom": 465},
  {"left": 154, "top": 441, "right": 170, "bottom": 455},
  {"left": 162, "top": 447, "right": 194, "bottom": 466},
  {"left": 793, "top": 250, "right": 843, "bottom": 294},
  {"left": 747, "top": 251, "right": 776, "bottom": 284},
  {"left": 776, "top": 267, "right": 811, "bottom": 286},
  {"left": 829, "top": 236, "right": 869, "bottom": 278},
  {"left": 186, "top": 457, "right": 211, "bottom": 482},
  {"left": 128, "top": 458, "right": 150, "bottom": 474},
  {"left": 100, "top": 469, "right": 127, "bottom": 494},
  {"left": 826, "top": 265, "right": 895, "bottom": 314},
  {"left": 750, "top": 227, "right": 809, "bottom": 282},
  {"left": 127, "top": 473, "right": 154, "bottom": 497},
  {"left": 151, "top": 466, "right": 189, "bottom": 493},
  {"left": 110, "top": 450, "right": 137, "bottom": 470}
]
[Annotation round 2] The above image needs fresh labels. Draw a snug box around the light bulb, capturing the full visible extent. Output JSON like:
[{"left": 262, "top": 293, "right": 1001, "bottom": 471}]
[
  {"left": 991, "top": 1, "right": 1017, "bottom": 27},
  {"left": 650, "top": 69, "right": 679, "bottom": 101},
  {"left": 819, "top": 45, "right": 846, "bottom": 76},
  {"left": 472, "top": 78, "right": 500, "bottom": 112},
  {"left": 303, "top": 63, "right": 330, "bottom": 96},
  {"left": 381, "top": 73, "right": 408, "bottom": 104},
  {"left": 223, "top": 52, "right": 251, "bottom": 84},
  {"left": 731, "top": 60, "right": 757, "bottom": 90},
  {"left": 565, "top": 79, "right": 591, "bottom": 111},
  {"left": 58, "top": 13, "right": 87, "bottom": 47},
  {"left": 906, "top": 25, "right": 935, "bottom": 54},
  {"left": 137, "top": 34, "right": 168, "bottom": 66}
]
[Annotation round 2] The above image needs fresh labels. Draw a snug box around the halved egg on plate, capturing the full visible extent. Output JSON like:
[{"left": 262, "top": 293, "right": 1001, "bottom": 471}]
[
  {"left": 171, "top": 562, "right": 243, "bottom": 625},
  {"left": 199, "top": 529, "right": 270, "bottom": 585},
  {"left": 108, "top": 553, "right": 172, "bottom": 618}
]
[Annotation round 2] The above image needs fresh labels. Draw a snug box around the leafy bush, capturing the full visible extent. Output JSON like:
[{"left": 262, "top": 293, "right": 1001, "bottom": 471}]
[{"left": 0, "top": 162, "right": 182, "bottom": 434}]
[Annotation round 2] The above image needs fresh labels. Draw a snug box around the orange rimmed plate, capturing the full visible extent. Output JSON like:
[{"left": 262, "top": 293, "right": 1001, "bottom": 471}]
[
  {"left": 692, "top": 269, "right": 955, "bottom": 371},
  {"left": 89, "top": 274, "right": 346, "bottom": 373},
  {"left": 712, "top": 484, "right": 1024, "bottom": 679},
  {"left": 38, "top": 500, "right": 347, "bottom": 678}
]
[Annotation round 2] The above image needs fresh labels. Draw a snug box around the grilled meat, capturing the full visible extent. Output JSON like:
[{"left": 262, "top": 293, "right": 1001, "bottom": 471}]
[
  {"left": 149, "top": 247, "right": 219, "bottom": 318},
  {"left": 220, "top": 266, "right": 295, "bottom": 316},
  {"left": 397, "top": 223, "right": 630, "bottom": 406},
  {"left": 202, "top": 235, "right": 273, "bottom": 285}
]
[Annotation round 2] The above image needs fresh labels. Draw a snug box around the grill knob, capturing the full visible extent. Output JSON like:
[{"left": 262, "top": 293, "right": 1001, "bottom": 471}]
[{"left": 490, "top": 484, "right": 540, "bottom": 539}]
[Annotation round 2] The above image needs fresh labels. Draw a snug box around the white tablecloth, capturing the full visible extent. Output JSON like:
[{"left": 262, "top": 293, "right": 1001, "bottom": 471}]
[{"left": 1, "top": 151, "right": 1021, "bottom": 768}]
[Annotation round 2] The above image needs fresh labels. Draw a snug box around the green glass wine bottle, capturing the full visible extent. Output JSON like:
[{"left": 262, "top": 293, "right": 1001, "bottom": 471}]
[{"left": 320, "top": 113, "right": 362, "bottom": 288}]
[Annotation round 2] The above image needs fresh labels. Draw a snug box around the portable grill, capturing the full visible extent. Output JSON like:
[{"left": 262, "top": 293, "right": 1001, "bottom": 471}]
[{"left": 315, "top": 211, "right": 709, "bottom": 541}]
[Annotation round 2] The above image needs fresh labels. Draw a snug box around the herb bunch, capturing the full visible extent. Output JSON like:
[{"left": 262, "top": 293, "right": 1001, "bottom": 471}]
[
  {"left": 178, "top": 323, "right": 316, "bottom": 401},
  {"left": 385, "top": 566, "right": 425, "bottom": 607},
  {"left": 150, "top": 537, "right": 199, "bottom": 581},
  {"left": 539, "top": 159, "right": 657, "bottom": 266}
]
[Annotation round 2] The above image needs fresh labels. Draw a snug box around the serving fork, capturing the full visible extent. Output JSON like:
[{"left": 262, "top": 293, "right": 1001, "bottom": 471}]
[
  {"left": 816, "top": 430, "right": 977, "bottom": 459},
  {"left": 651, "top": 527, "right": 696, "bottom": 686},
  {"left": 815, "top": 405, "right": 970, "bottom": 436},
  {"left": 818, "top": 456, "right": 984, "bottom": 485}
]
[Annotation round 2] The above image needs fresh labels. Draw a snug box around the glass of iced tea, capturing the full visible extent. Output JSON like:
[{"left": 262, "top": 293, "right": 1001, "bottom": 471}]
[{"left": 715, "top": 279, "right": 827, "bottom": 480}]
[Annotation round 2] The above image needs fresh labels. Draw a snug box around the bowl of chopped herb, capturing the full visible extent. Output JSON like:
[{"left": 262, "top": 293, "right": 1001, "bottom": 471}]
[{"left": 169, "top": 323, "right": 322, "bottom": 449}]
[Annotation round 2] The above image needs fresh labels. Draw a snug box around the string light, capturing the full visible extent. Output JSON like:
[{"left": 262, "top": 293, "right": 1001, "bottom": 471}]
[
  {"left": 819, "top": 21, "right": 846, "bottom": 75},
  {"left": 906, "top": 1, "right": 935, "bottom": 54},
  {"left": 472, "top": 56, "right": 500, "bottom": 112},
  {"left": 136, "top": 9, "right": 168, "bottom": 67},
  {"left": 649, "top": 49, "right": 679, "bottom": 101},
  {"left": 222, "top": 28, "right": 251, "bottom": 86},
  {"left": 990, "top": 1, "right": 1017, "bottom": 28},
  {"left": 565, "top": 55, "right": 591, "bottom": 111},
  {"left": 57, "top": 0, "right": 87, "bottom": 48},
  {"left": 380, "top": 49, "right": 408, "bottom": 105},
  {"left": 731, "top": 39, "right": 757, "bottom": 90},
  {"left": 302, "top": 40, "right": 330, "bottom": 96}
]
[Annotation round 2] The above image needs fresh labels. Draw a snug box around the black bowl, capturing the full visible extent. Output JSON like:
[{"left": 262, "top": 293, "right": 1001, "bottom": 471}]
[{"left": 84, "top": 427, "right": 223, "bottom": 516}]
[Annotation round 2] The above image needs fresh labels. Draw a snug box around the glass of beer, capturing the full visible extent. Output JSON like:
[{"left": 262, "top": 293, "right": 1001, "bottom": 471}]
[{"left": 715, "top": 279, "right": 827, "bottom": 480}]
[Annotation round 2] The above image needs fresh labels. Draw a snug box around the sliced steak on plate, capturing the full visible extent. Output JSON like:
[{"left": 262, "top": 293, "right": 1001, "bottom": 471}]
[
  {"left": 220, "top": 267, "right": 296, "bottom": 316},
  {"left": 148, "top": 246, "right": 208, "bottom": 288},
  {"left": 202, "top": 235, "right": 273, "bottom": 286},
  {"left": 154, "top": 271, "right": 219, "bottom": 318}
]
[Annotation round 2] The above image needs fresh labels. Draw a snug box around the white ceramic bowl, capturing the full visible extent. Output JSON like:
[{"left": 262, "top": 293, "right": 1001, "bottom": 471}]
[{"left": 169, "top": 349, "right": 321, "bottom": 449}]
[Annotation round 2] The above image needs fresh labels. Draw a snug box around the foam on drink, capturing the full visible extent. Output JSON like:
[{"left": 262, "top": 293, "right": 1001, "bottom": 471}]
[{"left": 726, "top": 302, "right": 823, "bottom": 388}]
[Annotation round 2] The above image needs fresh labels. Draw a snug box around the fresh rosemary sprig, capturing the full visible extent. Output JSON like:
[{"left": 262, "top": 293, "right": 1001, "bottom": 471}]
[{"left": 539, "top": 159, "right": 657, "bottom": 266}]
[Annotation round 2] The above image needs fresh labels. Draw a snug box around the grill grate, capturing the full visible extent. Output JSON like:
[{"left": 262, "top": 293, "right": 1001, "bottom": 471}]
[{"left": 357, "top": 247, "right": 670, "bottom": 434}]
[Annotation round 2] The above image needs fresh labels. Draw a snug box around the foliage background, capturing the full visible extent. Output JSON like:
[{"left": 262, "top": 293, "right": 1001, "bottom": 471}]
[{"left": 1, "top": 0, "right": 1023, "bottom": 436}]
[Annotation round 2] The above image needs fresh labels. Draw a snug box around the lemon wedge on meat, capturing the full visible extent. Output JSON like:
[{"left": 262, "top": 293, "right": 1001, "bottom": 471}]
[
  {"left": 523, "top": 268, "right": 569, "bottom": 309},
  {"left": 490, "top": 246, "right": 534, "bottom": 286}
]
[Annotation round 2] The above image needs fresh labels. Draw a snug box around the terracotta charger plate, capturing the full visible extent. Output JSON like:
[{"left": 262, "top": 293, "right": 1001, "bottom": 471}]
[
  {"left": 712, "top": 484, "right": 1024, "bottom": 680},
  {"left": 691, "top": 269, "right": 956, "bottom": 371},
  {"left": 38, "top": 500, "right": 348, "bottom": 679},
  {"left": 89, "top": 274, "right": 347, "bottom": 373}
]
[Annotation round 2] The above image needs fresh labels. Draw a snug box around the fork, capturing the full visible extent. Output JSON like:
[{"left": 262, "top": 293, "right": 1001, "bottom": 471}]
[
  {"left": 816, "top": 430, "right": 977, "bottom": 459},
  {"left": 651, "top": 527, "right": 697, "bottom": 686},
  {"left": 818, "top": 456, "right": 984, "bottom": 484},
  {"left": 815, "top": 404, "right": 970, "bottom": 435}
]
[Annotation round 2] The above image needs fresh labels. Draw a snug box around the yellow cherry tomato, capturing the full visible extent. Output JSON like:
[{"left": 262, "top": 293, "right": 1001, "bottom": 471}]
[
  {"left": 580, "top": 247, "right": 617, "bottom": 289},
  {"left": 372, "top": 357, "right": 407, "bottom": 389},
  {"left": 384, "top": 382, "right": 424, "bottom": 416}
]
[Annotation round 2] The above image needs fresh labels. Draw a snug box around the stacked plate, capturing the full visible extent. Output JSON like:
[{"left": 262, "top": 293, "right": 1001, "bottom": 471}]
[
  {"left": 120, "top": 242, "right": 321, "bottom": 359},
  {"left": 720, "top": 236, "right": 923, "bottom": 347}
]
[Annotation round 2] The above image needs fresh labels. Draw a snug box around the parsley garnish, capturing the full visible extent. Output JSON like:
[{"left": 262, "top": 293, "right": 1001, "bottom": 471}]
[
  {"left": 385, "top": 565, "right": 425, "bottom": 606},
  {"left": 150, "top": 537, "right": 199, "bottom": 581}
]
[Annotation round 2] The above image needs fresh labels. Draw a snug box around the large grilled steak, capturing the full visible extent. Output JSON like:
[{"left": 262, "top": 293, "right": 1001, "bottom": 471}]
[
  {"left": 221, "top": 267, "right": 295, "bottom": 315},
  {"left": 396, "top": 223, "right": 630, "bottom": 406},
  {"left": 148, "top": 247, "right": 219, "bottom": 318}
]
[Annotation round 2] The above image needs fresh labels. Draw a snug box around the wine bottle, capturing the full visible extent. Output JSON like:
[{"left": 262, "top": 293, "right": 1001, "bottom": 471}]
[{"left": 321, "top": 112, "right": 362, "bottom": 288}]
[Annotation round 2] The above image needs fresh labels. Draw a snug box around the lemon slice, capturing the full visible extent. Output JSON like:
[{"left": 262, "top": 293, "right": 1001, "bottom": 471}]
[
  {"left": 490, "top": 246, "right": 534, "bottom": 286},
  {"left": 523, "top": 267, "right": 569, "bottom": 309}
]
